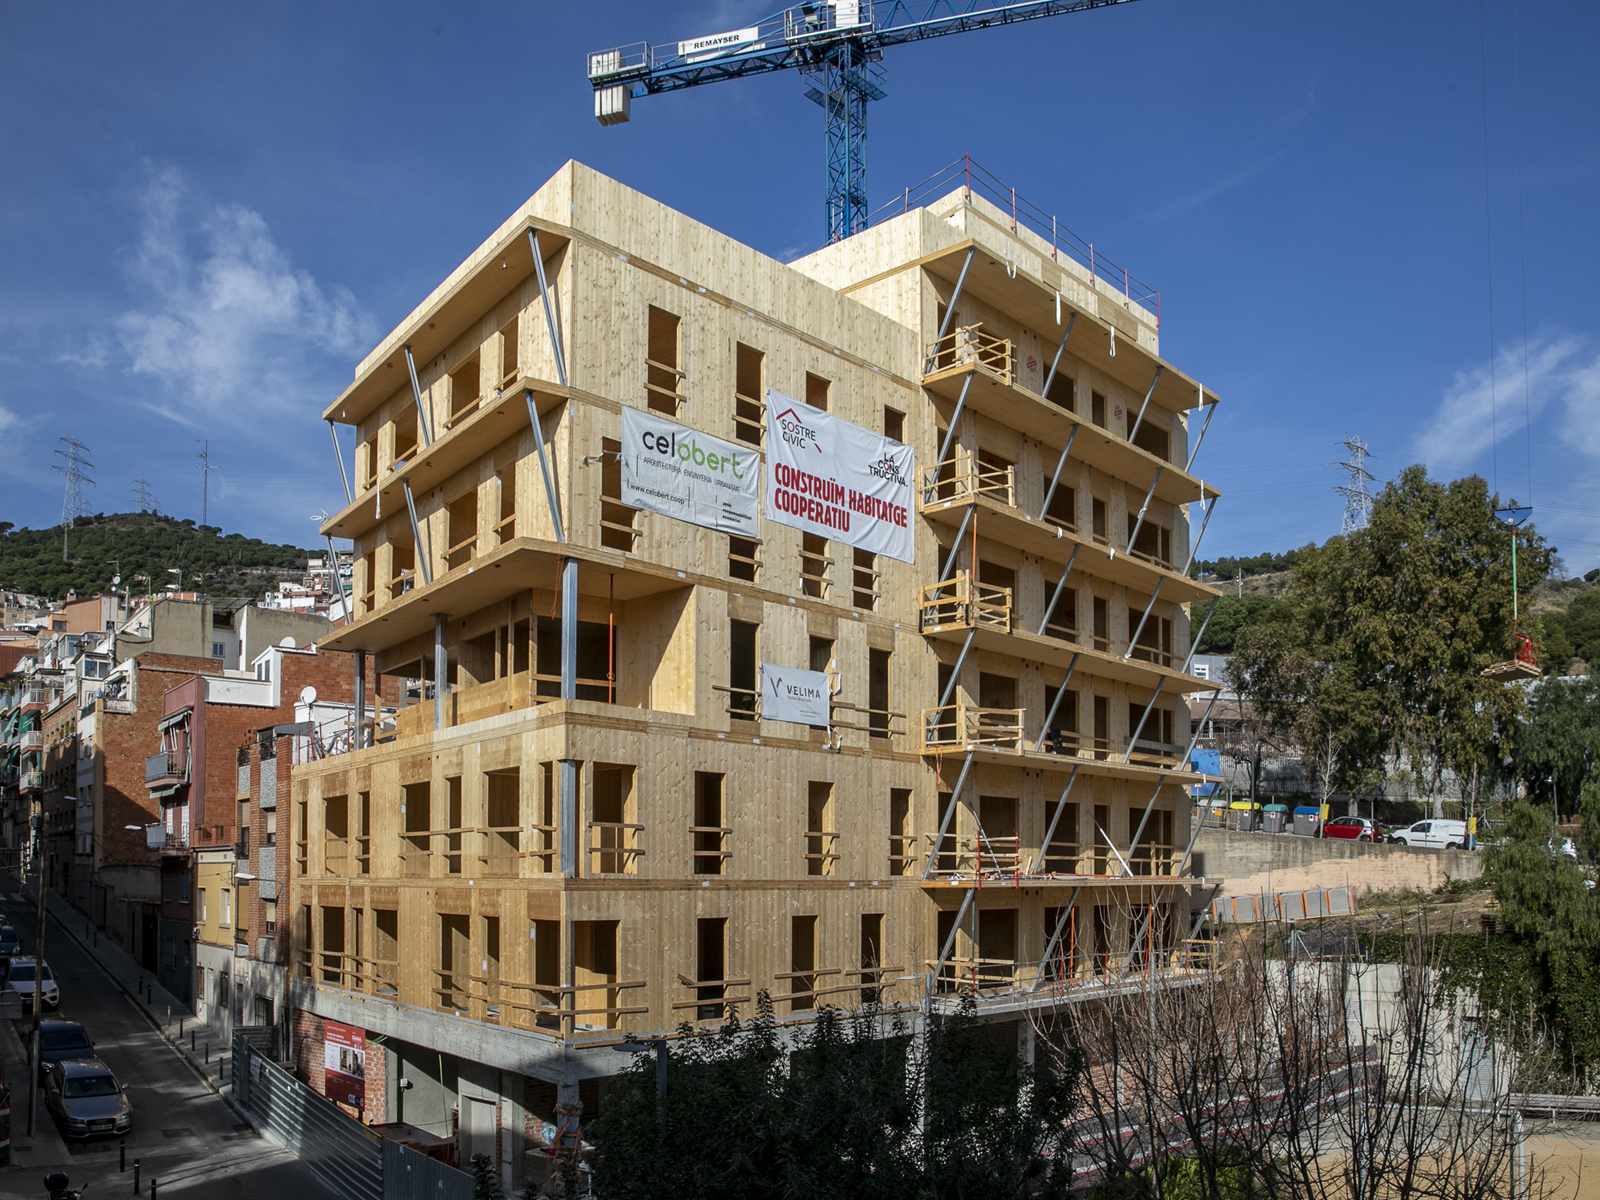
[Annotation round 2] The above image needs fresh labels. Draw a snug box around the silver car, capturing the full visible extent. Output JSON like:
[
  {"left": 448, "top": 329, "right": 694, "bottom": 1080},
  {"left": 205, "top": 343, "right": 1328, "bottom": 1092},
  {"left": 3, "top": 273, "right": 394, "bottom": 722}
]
[
  {"left": 44, "top": 1058, "right": 132, "bottom": 1138},
  {"left": 7, "top": 956, "right": 59, "bottom": 1010}
]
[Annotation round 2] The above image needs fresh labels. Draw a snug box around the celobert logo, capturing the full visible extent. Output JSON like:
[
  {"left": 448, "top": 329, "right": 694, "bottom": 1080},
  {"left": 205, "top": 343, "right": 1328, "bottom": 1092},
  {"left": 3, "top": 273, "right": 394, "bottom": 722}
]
[{"left": 638, "top": 426, "right": 745, "bottom": 478}]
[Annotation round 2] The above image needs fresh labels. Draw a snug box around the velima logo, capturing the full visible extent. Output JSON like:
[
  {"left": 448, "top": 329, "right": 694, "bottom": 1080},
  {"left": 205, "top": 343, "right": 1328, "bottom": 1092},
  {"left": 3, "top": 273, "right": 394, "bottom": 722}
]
[
  {"left": 774, "top": 406, "right": 823, "bottom": 453},
  {"left": 768, "top": 674, "right": 824, "bottom": 703}
]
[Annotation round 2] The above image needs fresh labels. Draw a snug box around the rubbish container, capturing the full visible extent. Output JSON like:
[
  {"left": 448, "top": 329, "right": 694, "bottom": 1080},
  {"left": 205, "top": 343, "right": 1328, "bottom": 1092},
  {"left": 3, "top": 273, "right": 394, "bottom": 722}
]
[
  {"left": 1262, "top": 808, "right": 1288, "bottom": 834},
  {"left": 1292, "top": 808, "right": 1320, "bottom": 837}
]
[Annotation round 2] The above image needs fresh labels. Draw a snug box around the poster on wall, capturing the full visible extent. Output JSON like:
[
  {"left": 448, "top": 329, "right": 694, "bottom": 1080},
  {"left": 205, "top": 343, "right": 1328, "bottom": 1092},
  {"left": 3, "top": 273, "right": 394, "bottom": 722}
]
[
  {"left": 761, "top": 663, "right": 832, "bottom": 727},
  {"left": 323, "top": 1020, "right": 366, "bottom": 1110},
  {"left": 764, "top": 393, "right": 915, "bottom": 563},
  {"left": 620, "top": 407, "right": 760, "bottom": 536}
]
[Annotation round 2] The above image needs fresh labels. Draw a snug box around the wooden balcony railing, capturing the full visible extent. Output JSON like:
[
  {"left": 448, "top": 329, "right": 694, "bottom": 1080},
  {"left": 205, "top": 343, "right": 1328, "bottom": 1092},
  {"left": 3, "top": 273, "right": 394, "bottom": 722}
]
[
  {"left": 921, "top": 704, "right": 1023, "bottom": 753},
  {"left": 588, "top": 821, "right": 644, "bottom": 874},
  {"left": 804, "top": 829, "right": 840, "bottom": 875},
  {"left": 1040, "top": 729, "right": 1113, "bottom": 761},
  {"left": 919, "top": 452, "right": 1016, "bottom": 509},
  {"left": 918, "top": 571, "right": 1011, "bottom": 634},
  {"left": 689, "top": 825, "right": 732, "bottom": 874},
  {"left": 1125, "top": 737, "right": 1185, "bottom": 768},
  {"left": 733, "top": 389, "right": 764, "bottom": 446},
  {"left": 925, "top": 324, "right": 1012, "bottom": 382},
  {"left": 672, "top": 973, "right": 754, "bottom": 1022},
  {"left": 444, "top": 533, "right": 477, "bottom": 570},
  {"left": 925, "top": 833, "right": 1022, "bottom": 878}
]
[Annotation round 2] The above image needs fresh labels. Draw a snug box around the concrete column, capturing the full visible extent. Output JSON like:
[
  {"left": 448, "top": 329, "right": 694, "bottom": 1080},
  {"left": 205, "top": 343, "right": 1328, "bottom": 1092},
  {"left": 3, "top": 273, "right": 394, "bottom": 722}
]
[
  {"left": 560, "top": 557, "right": 577, "bottom": 700},
  {"left": 434, "top": 614, "right": 449, "bottom": 733}
]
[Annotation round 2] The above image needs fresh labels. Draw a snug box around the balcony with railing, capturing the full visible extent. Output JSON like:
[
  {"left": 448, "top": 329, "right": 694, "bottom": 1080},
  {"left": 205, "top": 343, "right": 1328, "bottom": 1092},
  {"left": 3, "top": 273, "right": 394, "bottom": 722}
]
[
  {"left": 921, "top": 703, "right": 1023, "bottom": 754},
  {"left": 145, "top": 751, "right": 188, "bottom": 786},
  {"left": 918, "top": 572, "right": 1010, "bottom": 635}
]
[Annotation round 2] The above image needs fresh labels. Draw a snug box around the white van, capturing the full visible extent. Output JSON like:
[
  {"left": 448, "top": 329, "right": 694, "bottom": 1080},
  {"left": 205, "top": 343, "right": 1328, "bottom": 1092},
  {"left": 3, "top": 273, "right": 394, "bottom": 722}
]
[{"left": 1388, "top": 819, "right": 1468, "bottom": 850}]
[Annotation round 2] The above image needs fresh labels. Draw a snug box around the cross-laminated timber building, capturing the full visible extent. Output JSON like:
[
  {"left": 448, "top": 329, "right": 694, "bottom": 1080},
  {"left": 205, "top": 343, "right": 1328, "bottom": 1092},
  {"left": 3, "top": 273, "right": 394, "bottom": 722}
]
[{"left": 291, "top": 160, "right": 1222, "bottom": 1179}]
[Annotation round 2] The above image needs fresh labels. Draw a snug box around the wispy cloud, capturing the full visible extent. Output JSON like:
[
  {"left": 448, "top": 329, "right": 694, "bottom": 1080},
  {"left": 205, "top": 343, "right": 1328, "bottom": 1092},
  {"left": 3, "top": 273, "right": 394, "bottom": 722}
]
[
  {"left": 1413, "top": 333, "right": 1593, "bottom": 468},
  {"left": 113, "top": 167, "right": 374, "bottom": 430}
]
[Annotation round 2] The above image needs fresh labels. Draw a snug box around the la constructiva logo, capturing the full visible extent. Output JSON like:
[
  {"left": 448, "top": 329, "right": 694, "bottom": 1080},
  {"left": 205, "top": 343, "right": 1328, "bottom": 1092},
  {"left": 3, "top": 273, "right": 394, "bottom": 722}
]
[
  {"left": 774, "top": 407, "right": 823, "bottom": 453},
  {"left": 868, "top": 453, "right": 905, "bottom": 486}
]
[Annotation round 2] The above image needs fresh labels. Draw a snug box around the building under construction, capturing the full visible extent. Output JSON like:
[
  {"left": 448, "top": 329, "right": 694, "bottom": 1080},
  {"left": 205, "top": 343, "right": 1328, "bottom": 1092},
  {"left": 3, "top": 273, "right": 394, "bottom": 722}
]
[{"left": 291, "top": 160, "right": 1221, "bottom": 1186}]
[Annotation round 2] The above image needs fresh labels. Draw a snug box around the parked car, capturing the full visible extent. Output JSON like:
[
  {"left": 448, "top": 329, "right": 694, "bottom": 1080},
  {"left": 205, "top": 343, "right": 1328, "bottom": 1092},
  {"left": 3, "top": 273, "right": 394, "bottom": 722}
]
[
  {"left": 43, "top": 1058, "right": 131, "bottom": 1138},
  {"left": 5, "top": 957, "right": 58, "bottom": 1010},
  {"left": 1387, "top": 819, "right": 1469, "bottom": 850},
  {"left": 37, "top": 1020, "right": 94, "bottom": 1080},
  {"left": 0, "top": 925, "right": 19, "bottom": 958},
  {"left": 1323, "top": 816, "right": 1380, "bottom": 842}
]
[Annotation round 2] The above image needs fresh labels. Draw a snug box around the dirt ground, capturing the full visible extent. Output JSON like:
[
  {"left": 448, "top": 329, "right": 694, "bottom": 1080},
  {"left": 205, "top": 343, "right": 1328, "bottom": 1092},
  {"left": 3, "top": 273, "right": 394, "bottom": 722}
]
[{"left": 1529, "top": 1125, "right": 1600, "bottom": 1200}]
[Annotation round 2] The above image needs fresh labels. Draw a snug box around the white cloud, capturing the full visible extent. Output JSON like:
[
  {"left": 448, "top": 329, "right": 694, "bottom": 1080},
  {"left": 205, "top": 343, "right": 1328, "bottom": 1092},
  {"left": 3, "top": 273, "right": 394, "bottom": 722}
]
[
  {"left": 113, "top": 167, "right": 373, "bottom": 429},
  {"left": 1413, "top": 333, "right": 1596, "bottom": 470}
]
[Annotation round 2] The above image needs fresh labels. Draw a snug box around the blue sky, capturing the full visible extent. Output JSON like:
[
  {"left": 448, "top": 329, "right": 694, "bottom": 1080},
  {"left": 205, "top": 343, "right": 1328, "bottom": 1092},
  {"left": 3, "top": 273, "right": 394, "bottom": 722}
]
[{"left": 2, "top": 1, "right": 1597, "bottom": 573}]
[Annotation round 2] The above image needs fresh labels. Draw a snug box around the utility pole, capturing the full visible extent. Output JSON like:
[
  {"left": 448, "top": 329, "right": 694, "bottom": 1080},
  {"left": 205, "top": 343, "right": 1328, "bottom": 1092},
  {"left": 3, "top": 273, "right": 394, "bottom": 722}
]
[
  {"left": 131, "top": 474, "right": 159, "bottom": 514},
  {"left": 196, "top": 441, "right": 219, "bottom": 529},
  {"left": 52, "top": 438, "right": 95, "bottom": 561},
  {"left": 1335, "top": 435, "right": 1376, "bottom": 536}
]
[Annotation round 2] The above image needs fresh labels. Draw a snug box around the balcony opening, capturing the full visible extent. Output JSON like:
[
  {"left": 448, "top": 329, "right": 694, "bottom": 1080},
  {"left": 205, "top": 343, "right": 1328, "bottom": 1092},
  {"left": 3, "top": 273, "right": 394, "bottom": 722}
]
[
  {"left": 883, "top": 406, "right": 905, "bottom": 442},
  {"left": 531, "top": 919, "right": 561, "bottom": 1028},
  {"left": 324, "top": 794, "right": 348, "bottom": 877},
  {"left": 402, "top": 781, "right": 431, "bottom": 877},
  {"left": 806, "top": 781, "right": 836, "bottom": 877},
  {"left": 1092, "top": 804, "right": 1111, "bottom": 874},
  {"left": 693, "top": 772, "right": 727, "bottom": 875},
  {"left": 591, "top": 764, "right": 640, "bottom": 875},
  {"left": 446, "top": 490, "right": 478, "bottom": 570},
  {"left": 735, "top": 343, "right": 764, "bottom": 446},
  {"left": 1128, "top": 703, "right": 1177, "bottom": 765},
  {"left": 448, "top": 356, "right": 481, "bottom": 428},
  {"left": 483, "top": 768, "right": 520, "bottom": 877},
  {"left": 1127, "top": 516, "right": 1172, "bottom": 567},
  {"left": 728, "top": 536, "right": 761, "bottom": 583},
  {"left": 360, "top": 551, "right": 377, "bottom": 614},
  {"left": 1043, "top": 579, "right": 1077, "bottom": 643},
  {"left": 1092, "top": 597, "right": 1110, "bottom": 652},
  {"left": 600, "top": 436, "right": 640, "bottom": 552},
  {"left": 1042, "top": 684, "right": 1079, "bottom": 756},
  {"left": 1130, "top": 613, "right": 1175, "bottom": 668},
  {"left": 437, "top": 913, "right": 470, "bottom": 1010},
  {"left": 1043, "top": 801, "right": 1079, "bottom": 874},
  {"left": 935, "top": 791, "right": 958, "bottom": 875},
  {"left": 868, "top": 648, "right": 891, "bottom": 739},
  {"left": 1093, "top": 699, "right": 1110, "bottom": 762},
  {"left": 389, "top": 542, "right": 416, "bottom": 600},
  {"left": 860, "top": 913, "right": 884, "bottom": 1004},
  {"left": 357, "top": 791, "right": 371, "bottom": 876},
  {"left": 482, "top": 915, "right": 501, "bottom": 1021},
  {"left": 1093, "top": 905, "right": 1113, "bottom": 974},
  {"left": 393, "top": 405, "right": 419, "bottom": 464},
  {"left": 1044, "top": 905, "right": 1079, "bottom": 982},
  {"left": 646, "top": 306, "right": 684, "bottom": 415},
  {"left": 1091, "top": 391, "right": 1107, "bottom": 430},
  {"left": 373, "top": 908, "right": 398, "bottom": 995},
  {"left": 852, "top": 549, "right": 879, "bottom": 611},
  {"left": 443, "top": 776, "right": 463, "bottom": 874},
  {"left": 696, "top": 917, "right": 727, "bottom": 1021},
  {"left": 976, "top": 908, "right": 1018, "bottom": 988},
  {"left": 978, "top": 671, "right": 1016, "bottom": 710},
  {"left": 1131, "top": 419, "right": 1170, "bottom": 462},
  {"left": 805, "top": 372, "right": 830, "bottom": 411},
  {"left": 935, "top": 906, "right": 961, "bottom": 991},
  {"left": 536, "top": 764, "right": 558, "bottom": 874},
  {"left": 789, "top": 915, "right": 817, "bottom": 1012},
  {"left": 888, "top": 788, "right": 913, "bottom": 876},
  {"left": 535, "top": 617, "right": 616, "bottom": 701},
  {"left": 496, "top": 466, "right": 516, "bottom": 543},
  {"left": 1045, "top": 371, "right": 1075, "bottom": 413},
  {"left": 978, "top": 794, "right": 1019, "bottom": 876},
  {"left": 1041, "top": 476, "right": 1076, "bottom": 530},
  {"left": 933, "top": 304, "right": 956, "bottom": 370},
  {"left": 1092, "top": 498, "right": 1107, "bottom": 543},
  {"left": 1131, "top": 809, "right": 1176, "bottom": 877},
  {"left": 729, "top": 620, "right": 757, "bottom": 721},
  {"left": 574, "top": 919, "right": 621, "bottom": 1029},
  {"left": 320, "top": 906, "right": 345, "bottom": 985},
  {"left": 975, "top": 449, "right": 1015, "bottom": 506},
  {"left": 800, "top": 533, "right": 830, "bottom": 598},
  {"left": 358, "top": 433, "right": 379, "bottom": 490},
  {"left": 498, "top": 315, "right": 520, "bottom": 389}
]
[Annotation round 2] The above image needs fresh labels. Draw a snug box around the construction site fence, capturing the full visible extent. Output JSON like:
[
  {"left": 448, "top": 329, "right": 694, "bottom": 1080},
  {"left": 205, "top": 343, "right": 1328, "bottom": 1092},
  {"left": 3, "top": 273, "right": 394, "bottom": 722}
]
[
  {"left": 869, "top": 153, "right": 1160, "bottom": 324},
  {"left": 231, "top": 1032, "right": 472, "bottom": 1200},
  {"left": 1206, "top": 886, "right": 1359, "bottom": 924}
]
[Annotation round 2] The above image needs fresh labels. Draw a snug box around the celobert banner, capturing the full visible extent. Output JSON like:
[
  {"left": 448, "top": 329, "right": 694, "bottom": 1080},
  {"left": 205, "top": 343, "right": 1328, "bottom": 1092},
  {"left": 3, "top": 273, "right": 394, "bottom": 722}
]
[
  {"left": 621, "top": 407, "right": 760, "bottom": 537},
  {"left": 761, "top": 663, "right": 831, "bottom": 727},
  {"left": 764, "top": 392, "right": 916, "bottom": 563}
]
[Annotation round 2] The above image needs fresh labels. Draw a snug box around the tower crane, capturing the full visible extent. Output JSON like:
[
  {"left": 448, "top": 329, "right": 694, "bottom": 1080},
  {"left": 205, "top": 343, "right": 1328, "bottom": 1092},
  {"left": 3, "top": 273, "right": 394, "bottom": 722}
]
[{"left": 588, "top": 0, "right": 1142, "bottom": 244}]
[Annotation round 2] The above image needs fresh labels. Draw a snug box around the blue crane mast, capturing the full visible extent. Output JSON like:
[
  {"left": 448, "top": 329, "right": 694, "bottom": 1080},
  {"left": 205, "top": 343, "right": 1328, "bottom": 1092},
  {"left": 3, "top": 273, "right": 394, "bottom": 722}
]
[{"left": 588, "top": 0, "right": 1141, "bottom": 244}]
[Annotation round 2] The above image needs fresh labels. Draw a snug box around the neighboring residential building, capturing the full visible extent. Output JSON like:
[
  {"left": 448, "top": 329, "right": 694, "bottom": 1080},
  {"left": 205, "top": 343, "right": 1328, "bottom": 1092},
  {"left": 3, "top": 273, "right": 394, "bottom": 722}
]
[{"left": 288, "top": 161, "right": 1222, "bottom": 1188}]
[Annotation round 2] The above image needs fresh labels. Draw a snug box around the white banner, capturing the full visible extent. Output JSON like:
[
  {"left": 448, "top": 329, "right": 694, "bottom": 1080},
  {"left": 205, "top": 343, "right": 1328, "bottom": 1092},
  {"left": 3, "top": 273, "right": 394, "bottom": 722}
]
[
  {"left": 764, "top": 392, "right": 916, "bottom": 563},
  {"left": 761, "top": 663, "right": 831, "bottom": 726},
  {"left": 678, "top": 26, "right": 758, "bottom": 58},
  {"left": 620, "top": 407, "right": 760, "bottom": 537}
]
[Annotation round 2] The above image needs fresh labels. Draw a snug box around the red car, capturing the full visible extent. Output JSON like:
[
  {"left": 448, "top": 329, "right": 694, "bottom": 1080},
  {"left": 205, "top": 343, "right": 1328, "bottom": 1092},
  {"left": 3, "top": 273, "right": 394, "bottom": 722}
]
[{"left": 1322, "top": 816, "right": 1379, "bottom": 842}]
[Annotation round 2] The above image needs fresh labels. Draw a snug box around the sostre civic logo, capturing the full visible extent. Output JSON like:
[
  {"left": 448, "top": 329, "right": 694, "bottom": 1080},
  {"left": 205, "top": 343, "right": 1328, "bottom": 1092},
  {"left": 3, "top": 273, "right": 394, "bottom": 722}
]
[{"left": 774, "top": 407, "right": 822, "bottom": 453}]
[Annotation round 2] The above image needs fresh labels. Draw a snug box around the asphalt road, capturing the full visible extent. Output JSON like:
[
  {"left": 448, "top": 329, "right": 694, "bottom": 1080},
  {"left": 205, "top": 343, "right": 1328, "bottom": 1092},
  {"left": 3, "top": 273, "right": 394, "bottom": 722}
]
[{"left": 2, "top": 892, "right": 341, "bottom": 1200}]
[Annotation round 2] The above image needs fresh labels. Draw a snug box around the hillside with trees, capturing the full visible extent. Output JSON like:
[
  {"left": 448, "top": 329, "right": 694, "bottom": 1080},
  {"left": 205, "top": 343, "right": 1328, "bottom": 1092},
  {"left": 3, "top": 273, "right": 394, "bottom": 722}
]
[{"left": 0, "top": 512, "right": 316, "bottom": 601}]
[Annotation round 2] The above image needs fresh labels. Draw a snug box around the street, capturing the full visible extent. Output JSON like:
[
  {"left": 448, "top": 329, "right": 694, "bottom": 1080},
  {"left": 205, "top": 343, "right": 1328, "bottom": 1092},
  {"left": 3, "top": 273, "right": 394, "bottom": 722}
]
[{"left": 1, "top": 886, "right": 340, "bottom": 1200}]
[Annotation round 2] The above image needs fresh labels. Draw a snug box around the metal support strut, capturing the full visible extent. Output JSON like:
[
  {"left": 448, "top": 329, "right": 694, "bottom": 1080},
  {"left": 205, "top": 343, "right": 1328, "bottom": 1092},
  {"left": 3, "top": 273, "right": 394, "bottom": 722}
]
[
  {"left": 1039, "top": 313, "right": 1077, "bottom": 401},
  {"left": 1185, "top": 394, "right": 1216, "bottom": 473},
  {"left": 926, "top": 246, "right": 977, "bottom": 371},
  {"left": 528, "top": 230, "right": 568, "bottom": 388},
  {"left": 403, "top": 345, "right": 434, "bottom": 449},
  {"left": 1125, "top": 468, "right": 1164, "bottom": 556},
  {"left": 931, "top": 887, "right": 977, "bottom": 984},
  {"left": 328, "top": 421, "right": 353, "bottom": 506},
  {"left": 938, "top": 507, "right": 973, "bottom": 584},
  {"left": 433, "top": 613, "right": 448, "bottom": 733},
  {"left": 921, "top": 751, "right": 975, "bottom": 880},
  {"left": 1033, "top": 655, "right": 1080, "bottom": 753},
  {"left": 323, "top": 536, "right": 351, "bottom": 625},
  {"left": 1029, "top": 885, "right": 1083, "bottom": 994},
  {"left": 928, "top": 373, "right": 974, "bottom": 502},
  {"left": 1123, "top": 579, "right": 1165, "bottom": 665},
  {"left": 1038, "top": 426, "right": 1078, "bottom": 524},
  {"left": 401, "top": 480, "right": 431, "bottom": 586},
  {"left": 1126, "top": 365, "right": 1164, "bottom": 448},
  {"left": 1036, "top": 545, "right": 1079, "bottom": 638},
  {"left": 1182, "top": 598, "right": 1220, "bottom": 675},
  {"left": 1181, "top": 496, "right": 1219, "bottom": 578},
  {"left": 1033, "top": 765, "right": 1082, "bottom": 867}
]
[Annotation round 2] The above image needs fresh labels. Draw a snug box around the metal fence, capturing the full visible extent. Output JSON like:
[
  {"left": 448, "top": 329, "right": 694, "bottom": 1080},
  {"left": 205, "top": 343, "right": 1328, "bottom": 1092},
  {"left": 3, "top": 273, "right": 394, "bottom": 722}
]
[{"left": 231, "top": 1033, "right": 472, "bottom": 1200}]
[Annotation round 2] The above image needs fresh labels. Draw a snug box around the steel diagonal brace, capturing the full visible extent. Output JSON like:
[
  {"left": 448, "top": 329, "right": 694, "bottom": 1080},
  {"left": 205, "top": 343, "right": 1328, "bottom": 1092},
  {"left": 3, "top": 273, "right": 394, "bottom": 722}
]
[
  {"left": 527, "top": 391, "right": 566, "bottom": 544},
  {"left": 935, "top": 629, "right": 976, "bottom": 712},
  {"left": 925, "top": 246, "right": 976, "bottom": 374},
  {"left": 1038, "top": 425, "right": 1079, "bottom": 524},
  {"left": 1122, "top": 678, "right": 1167, "bottom": 768},
  {"left": 1039, "top": 312, "right": 1076, "bottom": 401},
  {"left": 1180, "top": 597, "right": 1222, "bottom": 679},
  {"left": 932, "top": 887, "right": 977, "bottom": 983},
  {"left": 1185, "top": 394, "right": 1216, "bottom": 473},
  {"left": 1124, "top": 467, "right": 1163, "bottom": 556},
  {"left": 329, "top": 422, "right": 353, "bottom": 507},
  {"left": 1124, "top": 690, "right": 1219, "bottom": 875},
  {"left": 1032, "top": 764, "right": 1082, "bottom": 866},
  {"left": 403, "top": 345, "right": 435, "bottom": 449},
  {"left": 1125, "top": 365, "right": 1164, "bottom": 448},
  {"left": 1122, "top": 579, "right": 1165, "bottom": 665},
  {"left": 1181, "top": 495, "right": 1219, "bottom": 578},
  {"left": 1029, "top": 885, "right": 1083, "bottom": 993},
  {"left": 402, "top": 479, "right": 432, "bottom": 586},
  {"left": 1032, "top": 654, "right": 1080, "bottom": 753},
  {"left": 938, "top": 507, "right": 974, "bottom": 583},
  {"left": 1036, "top": 544, "right": 1079, "bottom": 638},
  {"left": 528, "top": 229, "right": 568, "bottom": 388},
  {"left": 921, "top": 751, "right": 975, "bottom": 880},
  {"left": 928, "top": 373, "right": 974, "bottom": 502}
]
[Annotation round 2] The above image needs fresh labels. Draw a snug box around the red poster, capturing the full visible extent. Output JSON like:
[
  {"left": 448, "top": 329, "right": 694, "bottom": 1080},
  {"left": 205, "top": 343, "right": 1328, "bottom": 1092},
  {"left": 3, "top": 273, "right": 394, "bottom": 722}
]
[{"left": 324, "top": 1021, "right": 366, "bottom": 1110}]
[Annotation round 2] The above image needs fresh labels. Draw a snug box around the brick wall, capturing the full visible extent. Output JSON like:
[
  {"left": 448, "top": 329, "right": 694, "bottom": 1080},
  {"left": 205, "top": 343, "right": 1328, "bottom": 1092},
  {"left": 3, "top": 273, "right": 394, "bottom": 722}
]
[
  {"left": 292, "top": 1008, "right": 325, "bottom": 1092},
  {"left": 363, "top": 1031, "right": 387, "bottom": 1123}
]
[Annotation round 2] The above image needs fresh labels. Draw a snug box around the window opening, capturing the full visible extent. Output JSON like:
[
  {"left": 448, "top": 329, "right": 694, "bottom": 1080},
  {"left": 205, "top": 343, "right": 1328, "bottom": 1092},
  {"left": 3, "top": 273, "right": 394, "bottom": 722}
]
[
  {"left": 600, "top": 436, "right": 640, "bottom": 551},
  {"left": 693, "top": 772, "right": 727, "bottom": 875},
  {"left": 728, "top": 620, "right": 757, "bottom": 721},
  {"left": 734, "top": 343, "right": 764, "bottom": 445},
  {"left": 646, "top": 307, "right": 684, "bottom": 414},
  {"left": 447, "top": 357, "right": 481, "bottom": 429},
  {"left": 805, "top": 372, "right": 830, "bottom": 411}
]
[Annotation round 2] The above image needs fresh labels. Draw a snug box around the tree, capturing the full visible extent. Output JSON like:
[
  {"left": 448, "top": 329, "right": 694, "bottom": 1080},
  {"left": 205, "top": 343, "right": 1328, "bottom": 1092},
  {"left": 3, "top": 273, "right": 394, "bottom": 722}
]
[
  {"left": 1192, "top": 595, "right": 1281, "bottom": 656},
  {"left": 1511, "top": 676, "right": 1600, "bottom": 822}
]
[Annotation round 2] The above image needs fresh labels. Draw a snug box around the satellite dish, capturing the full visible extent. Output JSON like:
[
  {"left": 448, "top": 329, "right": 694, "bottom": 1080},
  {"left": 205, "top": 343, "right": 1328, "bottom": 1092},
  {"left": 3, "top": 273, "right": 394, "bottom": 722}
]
[
  {"left": 279, "top": 636, "right": 297, "bottom": 648},
  {"left": 298, "top": 686, "right": 317, "bottom": 705}
]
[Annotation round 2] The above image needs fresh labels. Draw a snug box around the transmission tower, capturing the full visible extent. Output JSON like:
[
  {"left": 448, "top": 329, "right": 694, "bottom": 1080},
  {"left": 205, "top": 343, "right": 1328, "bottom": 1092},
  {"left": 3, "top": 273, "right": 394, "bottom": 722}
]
[
  {"left": 131, "top": 474, "right": 159, "bottom": 514},
  {"left": 52, "top": 437, "right": 95, "bottom": 561},
  {"left": 196, "top": 440, "right": 220, "bottom": 528},
  {"left": 1334, "top": 435, "right": 1376, "bottom": 536}
]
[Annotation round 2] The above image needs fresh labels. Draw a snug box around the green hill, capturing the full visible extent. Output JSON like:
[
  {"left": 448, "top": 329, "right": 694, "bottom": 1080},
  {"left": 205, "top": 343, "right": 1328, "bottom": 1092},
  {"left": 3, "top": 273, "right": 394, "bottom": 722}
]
[{"left": 0, "top": 512, "right": 318, "bottom": 602}]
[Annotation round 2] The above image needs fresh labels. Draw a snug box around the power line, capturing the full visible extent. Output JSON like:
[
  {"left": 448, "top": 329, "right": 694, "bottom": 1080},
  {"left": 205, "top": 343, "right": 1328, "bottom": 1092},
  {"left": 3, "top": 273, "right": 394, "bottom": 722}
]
[
  {"left": 131, "top": 474, "right": 159, "bottom": 514},
  {"left": 51, "top": 437, "right": 95, "bottom": 562},
  {"left": 1334, "top": 436, "right": 1376, "bottom": 536}
]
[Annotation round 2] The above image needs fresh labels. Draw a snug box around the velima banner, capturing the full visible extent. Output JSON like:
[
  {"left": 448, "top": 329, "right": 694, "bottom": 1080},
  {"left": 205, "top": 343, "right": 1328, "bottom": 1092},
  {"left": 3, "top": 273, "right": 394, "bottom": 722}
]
[
  {"left": 761, "top": 663, "right": 831, "bottom": 726},
  {"left": 764, "top": 392, "right": 916, "bottom": 563},
  {"left": 621, "top": 407, "right": 760, "bottom": 537}
]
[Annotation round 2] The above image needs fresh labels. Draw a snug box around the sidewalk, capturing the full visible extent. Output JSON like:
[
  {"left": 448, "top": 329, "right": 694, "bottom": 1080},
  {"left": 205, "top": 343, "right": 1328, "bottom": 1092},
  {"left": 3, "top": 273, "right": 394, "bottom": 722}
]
[
  {"left": 0, "top": 1008, "right": 73, "bottom": 1170},
  {"left": 2, "top": 875, "right": 232, "bottom": 1097}
]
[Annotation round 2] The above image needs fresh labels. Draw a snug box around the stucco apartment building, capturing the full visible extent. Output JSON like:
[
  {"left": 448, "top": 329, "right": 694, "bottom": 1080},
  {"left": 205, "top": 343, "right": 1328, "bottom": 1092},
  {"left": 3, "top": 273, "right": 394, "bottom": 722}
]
[{"left": 288, "top": 161, "right": 1221, "bottom": 1187}]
